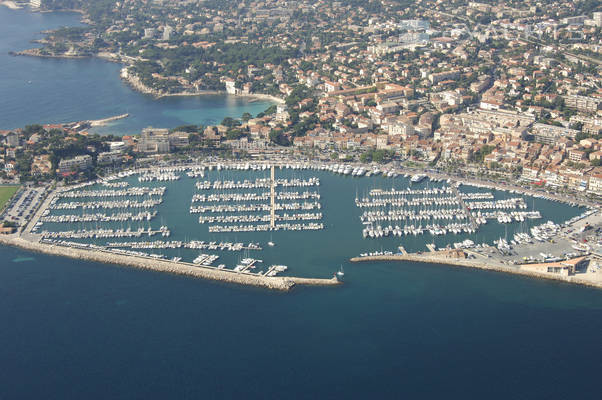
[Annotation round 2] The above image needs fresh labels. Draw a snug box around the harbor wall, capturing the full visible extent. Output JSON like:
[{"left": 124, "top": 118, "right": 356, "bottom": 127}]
[
  {"left": 0, "top": 235, "right": 339, "bottom": 291},
  {"left": 350, "top": 255, "right": 602, "bottom": 289}
]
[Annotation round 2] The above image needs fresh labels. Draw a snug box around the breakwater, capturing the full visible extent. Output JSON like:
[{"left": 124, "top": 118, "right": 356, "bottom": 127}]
[
  {"left": 0, "top": 235, "right": 341, "bottom": 291},
  {"left": 88, "top": 113, "right": 129, "bottom": 126},
  {"left": 350, "top": 254, "right": 602, "bottom": 289}
]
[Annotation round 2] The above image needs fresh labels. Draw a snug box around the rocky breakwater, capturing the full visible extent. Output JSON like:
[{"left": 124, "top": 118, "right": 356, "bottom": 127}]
[
  {"left": 0, "top": 236, "right": 340, "bottom": 291},
  {"left": 288, "top": 276, "right": 342, "bottom": 286},
  {"left": 350, "top": 254, "right": 602, "bottom": 289}
]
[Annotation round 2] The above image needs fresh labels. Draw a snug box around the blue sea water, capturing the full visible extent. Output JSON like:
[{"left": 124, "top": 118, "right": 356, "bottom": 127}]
[
  {"left": 0, "top": 7, "right": 273, "bottom": 134},
  {"left": 1, "top": 245, "right": 601, "bottom": 399},
  {"left": 0, "top": 6, "right": 601, "bottom": 400},
  {"left": 4, "top": 170, "right": 602, "bottom": 399}
]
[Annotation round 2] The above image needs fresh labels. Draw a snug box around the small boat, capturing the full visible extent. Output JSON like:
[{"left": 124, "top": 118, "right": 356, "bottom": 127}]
[
  {"left": 336, "top": 265, "right": 344, "bottom": 279},
  {"left": 267, "top": 241, "right": 275, "bottom": 247}
]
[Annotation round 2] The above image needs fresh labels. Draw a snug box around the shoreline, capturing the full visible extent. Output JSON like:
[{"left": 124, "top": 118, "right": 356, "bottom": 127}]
[
  {"left": 119, "top": 68, "right": 283, "bottom": 103},
  {"left": 157, "top": 91, "right": 285, "bottom": 104},
  {"left": 11, "top": 48, "right": 90, "bottom": 59},
  {"left": 0, "top": 234, "right": 341, "bottom": 291},
  {"left": 350, "top": 254, "right": 602, "bottom": 290},
  {"left": 4, "top": 3, "right": 283, "bottom": 107}
]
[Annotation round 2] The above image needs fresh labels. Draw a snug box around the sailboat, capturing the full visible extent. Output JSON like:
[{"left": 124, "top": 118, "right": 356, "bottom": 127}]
[{"left": 336, "top": 265, "right": 344, "bottom": 279}]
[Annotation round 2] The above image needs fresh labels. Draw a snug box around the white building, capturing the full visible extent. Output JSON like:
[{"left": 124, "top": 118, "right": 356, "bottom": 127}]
[
  {"left": 144, "top": 28, "right": 155, "bottom": 39},
  {"left": 224, "top": 79, "right": 236, "bottom": 94},
  {"left": 97, "top": 151, "right": 123, "bottom": 166},
  {"left": 162, "top": 25, "right": 174, "bottom": 41},
  {"left": 137, "top": 127, "right": 169, "bottom": 153},
  {"left": 593, "top": 12, "right": 602, "bottom": 27},
  {"left": 58, "top": 155, "right": 92, "bottom": 173}
]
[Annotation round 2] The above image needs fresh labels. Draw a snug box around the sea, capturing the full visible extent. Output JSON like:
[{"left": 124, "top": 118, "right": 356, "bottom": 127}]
[
  {"left": 0, "top": 6, "right": 601, "bottom": 400},
  {"left": 0, "top": 7, "right": 273, "bottom": 134}
]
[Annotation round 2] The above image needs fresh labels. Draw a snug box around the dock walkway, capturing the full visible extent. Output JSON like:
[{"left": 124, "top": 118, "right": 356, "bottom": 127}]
[{"left": 451, "top": 184, "right": 478, "bottom": 230}]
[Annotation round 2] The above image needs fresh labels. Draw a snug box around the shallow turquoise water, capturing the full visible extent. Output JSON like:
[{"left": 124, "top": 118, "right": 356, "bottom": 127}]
[{"left": 0, "top": 7, "right": 273, "bottom": 133}]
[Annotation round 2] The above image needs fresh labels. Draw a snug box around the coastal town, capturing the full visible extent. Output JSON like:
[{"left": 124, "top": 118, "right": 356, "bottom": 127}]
[
  {"left": 0, "top": 0, "right": 601, "bottom": 289},
  {"left": 0, "top": 0, "right": 601, "bottom": 198},
  {"left": 2, "top": 3, "right": 602, "bottom": 399}
]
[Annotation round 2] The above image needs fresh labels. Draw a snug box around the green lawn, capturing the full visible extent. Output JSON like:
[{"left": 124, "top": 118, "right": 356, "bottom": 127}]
[{"left": 0, "top": 185, "right": 20, "bottom": 211}]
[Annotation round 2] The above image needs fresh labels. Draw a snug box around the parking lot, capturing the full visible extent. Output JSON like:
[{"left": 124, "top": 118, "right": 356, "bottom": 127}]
[{"left": 1, "top": 185, "right": 49, "bottom": 228}]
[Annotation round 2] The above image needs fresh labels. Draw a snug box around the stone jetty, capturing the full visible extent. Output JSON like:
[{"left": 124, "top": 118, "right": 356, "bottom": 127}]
[
  {"left": 0, "top": 235, "right": 341, "bottom": 291},
  {"left": 349, "top": 254, "right": 602, "bottom": 289}
]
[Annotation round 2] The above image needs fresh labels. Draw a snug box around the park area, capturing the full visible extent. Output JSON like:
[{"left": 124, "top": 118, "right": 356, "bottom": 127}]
[{"left": 0, "top": 186, "right": 19, "bottom": 211}]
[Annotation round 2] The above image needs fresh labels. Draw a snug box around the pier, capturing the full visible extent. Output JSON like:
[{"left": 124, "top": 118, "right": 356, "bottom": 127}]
[
  {"left": 88, "top": 113, "right": 129, "bottom": 127},
  {"left": 270, "top": 165, "right": 276, "bottom": 229},
  {"left": 189, "top": 163, "right": 323, "bottom": 233},
  {"left": 452, "top": 184, "right": 478, "bottom": 230}
]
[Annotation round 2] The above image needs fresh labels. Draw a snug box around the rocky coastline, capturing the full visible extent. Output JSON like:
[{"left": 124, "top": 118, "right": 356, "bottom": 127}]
[
  {"left": 10, "top": 48, "right": 90, "bottom": 59},
  {"left": 119, "top": 67, "right": 283, "bottom": 103}
]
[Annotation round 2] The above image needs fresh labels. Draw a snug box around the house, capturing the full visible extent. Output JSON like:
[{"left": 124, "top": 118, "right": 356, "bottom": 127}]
[
  {"left": 58, "top": 155, "right": 93, "bottom": 174},
  {"left": 520, "top": 257, "right": 588, "bottom": 276},
  {"left": 588, "top": 174, "right": 602, "bottom": 196},
  {"left": 137, "top": 127, "right": 170, "bottom": 153}
]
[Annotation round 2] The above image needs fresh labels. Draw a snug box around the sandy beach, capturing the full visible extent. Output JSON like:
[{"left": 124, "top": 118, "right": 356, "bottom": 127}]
[{"left": 151, "top": 87, "right": 284, "bottom": 104}]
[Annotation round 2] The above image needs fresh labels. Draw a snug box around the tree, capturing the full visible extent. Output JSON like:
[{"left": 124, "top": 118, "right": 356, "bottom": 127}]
[
  {"left": 221, "top": 117, "right": 241, "bottom": 128},
  {"left": 226, "top": 129, "right": 244, "bottom": 140},
  {"left": 170, "top": 125, "right": 201, "bottom": 133},
  {"left": 269, "top": 130, "right": 290, "bottom": 146},
  {"left": 257, "top": 105, "right": 277, "bottom": 118}
]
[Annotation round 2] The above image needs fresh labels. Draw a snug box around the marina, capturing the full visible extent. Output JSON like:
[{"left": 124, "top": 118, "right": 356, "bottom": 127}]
[
  {"left": 10, "top": 160, "right": 600, "bottom": 289},
  {"left": 190, "top": 165, "right": 324, "bottom": 234},
  {"left": 40, "top": 210, "right": 157, "bottom": 223}
]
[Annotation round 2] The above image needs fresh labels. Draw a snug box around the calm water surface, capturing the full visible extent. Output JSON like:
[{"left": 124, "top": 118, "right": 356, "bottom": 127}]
[
  {"left": 0, "top": 7, "right": 273, "bottom": 134},
  {"left": 2, "top": 171, "right": 602, "bottom": 399},
  {"left": 1, "top": 245, "right": 601, "bottom": 399}
]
